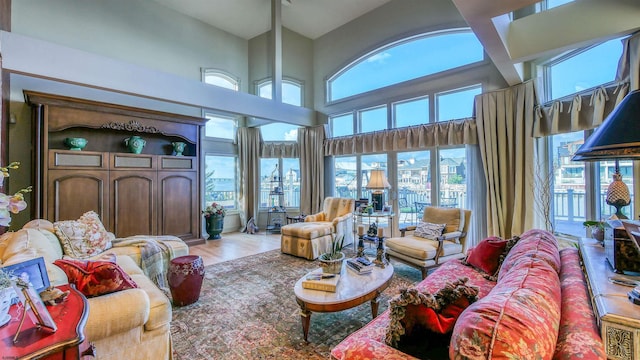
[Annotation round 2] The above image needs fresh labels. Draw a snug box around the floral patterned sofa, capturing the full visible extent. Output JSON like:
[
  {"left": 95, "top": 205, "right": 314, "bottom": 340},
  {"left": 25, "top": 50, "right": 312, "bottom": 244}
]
[{"left": 331, "top": 229, "right": 605, "bottom": 360}]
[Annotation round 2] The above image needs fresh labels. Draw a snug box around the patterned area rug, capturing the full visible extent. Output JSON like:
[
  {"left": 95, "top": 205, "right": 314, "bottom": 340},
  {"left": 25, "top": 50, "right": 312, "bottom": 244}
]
[{"left": 170, "top": 249, "right": 422, "bottom": 359}]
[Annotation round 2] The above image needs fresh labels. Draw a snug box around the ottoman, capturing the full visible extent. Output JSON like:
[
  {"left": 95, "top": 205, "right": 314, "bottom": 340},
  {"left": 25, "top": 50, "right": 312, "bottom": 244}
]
[{"left": 281, "top": 222, "right": 334, "bottom": 260}]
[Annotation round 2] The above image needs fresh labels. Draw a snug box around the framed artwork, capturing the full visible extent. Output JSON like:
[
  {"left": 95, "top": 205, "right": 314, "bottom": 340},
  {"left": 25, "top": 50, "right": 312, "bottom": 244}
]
[{"left": 2, "top": 257, "right": 50, "bottom": 293}]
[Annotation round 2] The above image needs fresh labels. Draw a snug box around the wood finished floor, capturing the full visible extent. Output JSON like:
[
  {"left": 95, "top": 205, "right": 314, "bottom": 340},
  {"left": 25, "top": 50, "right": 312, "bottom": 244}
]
[{"left": 188, "top": 231, "right": 282, "bottom": 267}]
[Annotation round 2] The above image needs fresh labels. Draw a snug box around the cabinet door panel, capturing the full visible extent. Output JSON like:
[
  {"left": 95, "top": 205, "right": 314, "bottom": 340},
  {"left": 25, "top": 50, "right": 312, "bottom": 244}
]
[
  {"left": 111, "top": 171, "right": 156, "bottom": 237},
  {"left": 158, "top": 171, "right": 198, "bottom": 239},
  {"left": 48, "top": 170, "right": 109, "bottom": 223}
]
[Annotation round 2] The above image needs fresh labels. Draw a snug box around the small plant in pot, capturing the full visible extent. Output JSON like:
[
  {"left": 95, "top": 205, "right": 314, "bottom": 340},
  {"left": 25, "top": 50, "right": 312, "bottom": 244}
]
[
  {"left": 583, "top": 220, "right": 605, "bottom": 242},
  {"left": 319, "top": 235, "right": 345, "bottom": 275}
]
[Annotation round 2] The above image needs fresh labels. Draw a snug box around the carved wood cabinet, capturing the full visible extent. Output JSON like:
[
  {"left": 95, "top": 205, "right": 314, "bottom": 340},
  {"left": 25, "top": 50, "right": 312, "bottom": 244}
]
[{"left": 26, "top": 91, "right": 206, "bottom": 245}]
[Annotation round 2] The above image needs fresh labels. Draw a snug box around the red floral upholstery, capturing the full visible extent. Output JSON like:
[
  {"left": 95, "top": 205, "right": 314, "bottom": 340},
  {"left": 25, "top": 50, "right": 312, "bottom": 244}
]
[
  {"left": 553, "top": 248, "right": 606, "bottom": 360},
  {"left": 53, "top": 255, "right": 138, "bottom": 297}
]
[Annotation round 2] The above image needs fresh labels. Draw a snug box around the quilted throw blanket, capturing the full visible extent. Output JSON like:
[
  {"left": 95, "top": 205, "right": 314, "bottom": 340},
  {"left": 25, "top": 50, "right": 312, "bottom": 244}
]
[{"left": 111, "top": 235, "right": 176, "bottom": 292}]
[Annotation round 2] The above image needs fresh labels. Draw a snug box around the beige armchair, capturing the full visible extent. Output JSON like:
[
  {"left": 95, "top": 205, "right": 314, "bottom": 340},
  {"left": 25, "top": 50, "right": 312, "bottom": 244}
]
[
  {"left": 385, "top": 206, "right": 471, "bottom": 279},
  {"left": 305, "top": 197, "right": 355, "bottom": 245}
]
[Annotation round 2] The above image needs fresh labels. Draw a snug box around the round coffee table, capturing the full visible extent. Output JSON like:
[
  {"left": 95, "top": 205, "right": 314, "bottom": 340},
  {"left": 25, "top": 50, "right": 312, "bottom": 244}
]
[{"left": 293, "top": 261, "right": 394, "bottom": 341}]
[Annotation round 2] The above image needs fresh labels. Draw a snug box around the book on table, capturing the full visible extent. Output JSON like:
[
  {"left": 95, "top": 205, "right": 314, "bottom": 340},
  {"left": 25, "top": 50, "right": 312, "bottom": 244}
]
[
  {"left": 302, "top": 272, "right": 341, "bottom": 292},
  {"left": 346, "top": 257, "right": 374, "bottom": 274}
]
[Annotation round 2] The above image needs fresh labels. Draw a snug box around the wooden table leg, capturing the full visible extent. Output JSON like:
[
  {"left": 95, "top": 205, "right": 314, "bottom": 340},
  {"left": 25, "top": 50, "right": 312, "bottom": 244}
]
[
  {"left": 371, "top": 296, "right": 381, "bottom": 318},
  {"left": 300, "top": 309, "right": 312, "bottom": 342}
]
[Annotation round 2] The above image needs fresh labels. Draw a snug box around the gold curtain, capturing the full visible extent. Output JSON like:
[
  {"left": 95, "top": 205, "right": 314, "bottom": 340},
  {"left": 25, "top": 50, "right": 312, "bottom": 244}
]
[
  {"left": 298, "top": 126, "right": 325, "bottom": 214},
  {"left": 236, "top": 127, "right": 262, "bottom": 230},
  {"left": 476, "top": 81, "right": 538, "bottom": 238}
]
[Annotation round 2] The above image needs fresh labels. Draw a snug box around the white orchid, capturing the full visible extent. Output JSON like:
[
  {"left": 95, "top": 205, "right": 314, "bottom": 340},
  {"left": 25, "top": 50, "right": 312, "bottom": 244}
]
[{"left": 0, "top": 162, "right": 32, "bottom": 227}]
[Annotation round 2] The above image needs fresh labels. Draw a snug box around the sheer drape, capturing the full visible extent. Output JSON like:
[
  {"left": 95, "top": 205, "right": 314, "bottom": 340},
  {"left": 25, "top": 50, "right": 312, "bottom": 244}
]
[
  {"left": 476, "top": 81, "right": 538, "bottom": 238},
  {"left": 465, "top": 144, "right": 486, "bottom": 247},
  {"left": 298, "top": 126, "right": 325, "bottom": 214},
  {"left": 237, "top": 127, "right": 261, "bottom": 230},
  {"left": 324, "top": 119, "right": 477, "bottom": 156}
]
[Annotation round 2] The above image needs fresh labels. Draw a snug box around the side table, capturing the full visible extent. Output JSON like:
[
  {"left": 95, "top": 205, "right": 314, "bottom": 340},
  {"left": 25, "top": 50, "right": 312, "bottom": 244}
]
[
  {"left": 579, "top": 238, "right": 640, "bottom": 360},
  {"left": 286, "top": 215, "right": 306, "bottom": 224},
  {"left": 0, "top": 284, "right": 92, "bottom": 360},
  {"left": 168, "top": 255, "right": 205, "bottom": 306}
]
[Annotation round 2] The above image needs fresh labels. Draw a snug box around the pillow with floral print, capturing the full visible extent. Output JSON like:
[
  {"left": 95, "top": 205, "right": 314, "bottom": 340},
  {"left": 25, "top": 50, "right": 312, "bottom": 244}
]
[{"left": 54, "top": 211, "right": 113, "bottom": 258}]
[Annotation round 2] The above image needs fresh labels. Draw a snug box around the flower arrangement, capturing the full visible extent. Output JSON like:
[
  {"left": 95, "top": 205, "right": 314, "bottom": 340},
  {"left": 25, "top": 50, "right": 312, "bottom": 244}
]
[
  {"left": 0, "top": 162, "right": 32, "bottom": 227},
  {"left": 202, "top": 202, "right": 226, "bottom": 217}
]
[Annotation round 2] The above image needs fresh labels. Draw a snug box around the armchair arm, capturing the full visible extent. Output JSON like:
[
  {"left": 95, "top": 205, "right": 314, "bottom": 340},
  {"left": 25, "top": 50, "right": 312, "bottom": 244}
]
[
  {"left": 331, "top": 213, "right": 353, "bottom": 226},
  {"left": 438, "top": 231, "right": 464, "bottom": 241},
  {"left": 399, "top": 225, "right": 417, "bottom": 237},
  {"left": 305, "top": 212, "right": 326, "bottom": 222},
  {"left": 85, "top": 288, "right": 150, "bottom": 340}
]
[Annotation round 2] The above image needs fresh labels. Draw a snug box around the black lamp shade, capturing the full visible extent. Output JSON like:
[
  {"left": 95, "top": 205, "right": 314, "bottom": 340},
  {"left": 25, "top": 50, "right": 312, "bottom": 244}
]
[{"left": 572, "top": 89, "right": 640, "bottom": 161}]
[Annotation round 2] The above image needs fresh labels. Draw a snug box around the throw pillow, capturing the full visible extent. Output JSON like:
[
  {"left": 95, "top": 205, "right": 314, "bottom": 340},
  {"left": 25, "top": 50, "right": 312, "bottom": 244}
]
[
  {"left": 54, "top": 211, "right": 113, "bottom": 258},
  {"left": 463, "top": 235, "right": 520, "bottom": 280},
  {"left": 385, "top": 278, "right": 479, "bottom": 352},
  {"left": 414, "top": 222, "right": 446, "bottom": 239},
  {"left": 53, "top": 255, "right": 137, "bottom": 297}
]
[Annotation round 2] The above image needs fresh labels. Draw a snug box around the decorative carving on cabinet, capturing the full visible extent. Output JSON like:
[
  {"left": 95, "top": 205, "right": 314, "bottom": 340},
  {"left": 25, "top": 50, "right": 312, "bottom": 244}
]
[
  {"left": 101, "top": 120, "right": 160, "bottom": 134},
  {"left": 606, "top": 326, "right": 633, "bottom": 360}
]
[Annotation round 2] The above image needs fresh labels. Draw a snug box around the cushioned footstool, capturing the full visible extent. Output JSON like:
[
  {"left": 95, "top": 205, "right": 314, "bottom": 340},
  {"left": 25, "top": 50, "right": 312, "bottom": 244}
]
[{"left": 281, "top": 222, "right": 334, "bottom": 260}]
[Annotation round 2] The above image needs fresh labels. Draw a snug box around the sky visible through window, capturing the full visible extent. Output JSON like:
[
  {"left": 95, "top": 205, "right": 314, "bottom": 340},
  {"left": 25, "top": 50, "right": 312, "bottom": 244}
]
[{"left": 329, "top": 30, "right": 484, "bottom": 101}]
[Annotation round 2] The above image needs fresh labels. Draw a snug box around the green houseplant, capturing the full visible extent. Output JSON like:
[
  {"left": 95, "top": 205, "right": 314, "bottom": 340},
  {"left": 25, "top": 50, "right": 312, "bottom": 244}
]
[
  {"left": 583, "top": 220, "right": 605, "bottom": 242},
  {"left": 318, "top": 235, "right": 346, "bottom": 274}
]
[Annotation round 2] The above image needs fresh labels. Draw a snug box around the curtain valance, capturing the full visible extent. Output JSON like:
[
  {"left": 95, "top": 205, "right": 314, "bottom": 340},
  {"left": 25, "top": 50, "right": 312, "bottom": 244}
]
[
  {"left": 324, "top": 119, "right": 477, "bottom": 156},
  {"left": 260, "top": 142, "right": 298, "bottom": 158}
]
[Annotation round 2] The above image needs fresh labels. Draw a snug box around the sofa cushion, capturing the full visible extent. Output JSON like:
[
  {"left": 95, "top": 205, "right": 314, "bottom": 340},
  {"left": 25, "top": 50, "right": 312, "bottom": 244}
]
[
  {"left": 464, "top": 236, "right": 507, "bottom": 276},
  {"left": 54, "top": 211, "right": 113, "bottom": 259},
  {"left": 385, "top": 236, "right": 462, "bottom": 261},
  {"left": 450, "top": 231, "right": 562, "bottom": 359},
  {"left": 54, "top": 255, "right": 138, "bottom": 297},
  {"left": 498, "top": 229, "right": 560, "bottom": 280},
  {"left": 414, "top": 222, "right": 445, "bottom": 239}
]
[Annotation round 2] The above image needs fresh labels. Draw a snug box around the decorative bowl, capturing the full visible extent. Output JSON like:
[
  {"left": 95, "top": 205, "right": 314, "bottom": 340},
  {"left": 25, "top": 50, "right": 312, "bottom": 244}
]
[{"left": 64, "top": 137, "right": 88, "bottom": 151}]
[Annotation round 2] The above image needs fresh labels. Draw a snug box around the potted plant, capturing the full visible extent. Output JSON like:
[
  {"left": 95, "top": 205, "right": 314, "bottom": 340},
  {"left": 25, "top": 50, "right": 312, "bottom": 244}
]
[
  {"left": 0, "top": 268, "right": 14, "bottom": 326},
  {"left": 202, "top": 202, "right": 227, "bottom": 240},
  {"left": 318, "top": 235, "right": 346, "bottom": 274},
  {"left": 583, "top": 220, "right": 605, "bottom": 242}
]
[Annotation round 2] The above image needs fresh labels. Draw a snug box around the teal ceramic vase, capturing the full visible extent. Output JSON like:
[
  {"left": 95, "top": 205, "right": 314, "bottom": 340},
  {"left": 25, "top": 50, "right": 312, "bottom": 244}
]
[
  {"left": 172, "top": 142, "right": 186, "bottom": 156},
  {"left": 124, "top": 135, "right": 146, "bottom": 154},
  {"left": 64, "top": 137, "right": 88, "bottom": 151},
  {"left": 205, "top": 215, "right": 224, "bottom": 240}
]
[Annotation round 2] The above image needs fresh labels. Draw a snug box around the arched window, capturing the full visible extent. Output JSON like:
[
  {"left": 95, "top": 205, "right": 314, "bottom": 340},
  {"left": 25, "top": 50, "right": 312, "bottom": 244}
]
[
  {"left": 327, "top": 29, "right": 484, "bottom": 101},
  {"left": 256, "top": 78, "right": 303, "bottom": 106},
  {"left": 202, "top": 69, "right": 239, "bottom": 91}
]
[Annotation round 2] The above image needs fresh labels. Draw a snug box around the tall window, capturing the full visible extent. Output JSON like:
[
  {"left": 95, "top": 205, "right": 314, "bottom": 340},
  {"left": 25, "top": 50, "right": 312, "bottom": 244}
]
[
  {"left": 397, "top": 150, "right": 431, "bottom": 225},
  {"left": 438, "top": 148, "right": 467, "bottom": 208},
  {"left": 436, "top": 85, "right": 481, "bottom": 121},
  {"left": 204, "top": 155, "right": 237, "bottom": 210},
  {"left": 259, "top": 158, "right": 300, "bottom": 208},
  {"left": 328, "top": 29, "right": 484, "bottom": 101},
  {"left": 545, "top": 38, "right": 622, "bottom": 101},
  {"left": 334, "top": 156, "right": 357, "bottom": 198},
  {"left": 204, "top": 113, "right": 236, "bottom": 140},
  {"left": 202, "top": 69, "right": 239, "bottom": 91},
  {"left": 257, "top": 79, "right": 303, "bottom": 106},
  {"left": 361, "top": 154, "right": 388, "bottom": 201},
  {"left": 540, "top": 36, "right": 631, "bottom": 236}
]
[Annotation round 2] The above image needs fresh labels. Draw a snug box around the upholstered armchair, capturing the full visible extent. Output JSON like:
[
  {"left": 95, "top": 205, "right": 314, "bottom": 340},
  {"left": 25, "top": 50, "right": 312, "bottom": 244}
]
[
  {"left": 385, "top": 206, "right": 471, "bottom": 279},
  {"left": 305, "top": 197, "right": 355, "bottom": 245}
]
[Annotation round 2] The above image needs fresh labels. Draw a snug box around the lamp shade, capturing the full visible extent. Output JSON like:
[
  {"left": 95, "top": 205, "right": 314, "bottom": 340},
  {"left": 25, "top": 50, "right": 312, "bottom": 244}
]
[
  {"left": 366, "top": 169, "right": 391, "bottom": 189},
  {"left": 572, "top": 89, "right": 640, "bottom": 161}
]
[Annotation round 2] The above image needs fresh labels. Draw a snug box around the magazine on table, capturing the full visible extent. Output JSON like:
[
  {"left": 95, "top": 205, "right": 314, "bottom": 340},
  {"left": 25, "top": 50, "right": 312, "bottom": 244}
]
[{"left": 346, "top": 257, "right": 374, "bottom": 274}]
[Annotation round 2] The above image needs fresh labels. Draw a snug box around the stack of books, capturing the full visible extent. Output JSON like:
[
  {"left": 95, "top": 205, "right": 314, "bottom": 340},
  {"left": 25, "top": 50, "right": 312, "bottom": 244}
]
[
  {"left": 302, "top": 272, "right": 341, "bottom": 292},
  {"left": 346, "top": 257, "right": 374, "bottom": 274}
]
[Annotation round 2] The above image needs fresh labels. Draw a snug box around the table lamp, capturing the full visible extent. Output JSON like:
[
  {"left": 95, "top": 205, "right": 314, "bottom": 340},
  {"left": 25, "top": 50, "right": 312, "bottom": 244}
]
[
  {"left": 572, "top": 89, "right": 640, "bottom": 219},
  {"left": 366, "top": 169, "right": 391, "bottom": 211}
]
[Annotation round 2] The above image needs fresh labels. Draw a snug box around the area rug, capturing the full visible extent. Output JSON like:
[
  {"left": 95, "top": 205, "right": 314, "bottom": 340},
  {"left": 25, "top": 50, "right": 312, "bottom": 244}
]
[{"left": 170, "top": 249, "right": 423, "bottom": 359}]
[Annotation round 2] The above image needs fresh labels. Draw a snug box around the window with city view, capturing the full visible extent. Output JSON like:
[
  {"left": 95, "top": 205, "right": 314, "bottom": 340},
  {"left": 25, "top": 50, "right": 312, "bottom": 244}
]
[
  {"left": 259, "top": 158, "right": 300, "bottom": 209},
  {"left": 543, "top": 36, "right": 633, "bottom": 237},
  {"left": 204, "top": 155, "right": 237, "bottom": 211}
]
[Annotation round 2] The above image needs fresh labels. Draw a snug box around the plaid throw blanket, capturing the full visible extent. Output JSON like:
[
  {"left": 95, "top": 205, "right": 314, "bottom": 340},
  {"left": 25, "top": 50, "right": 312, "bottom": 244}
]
[{"left": 111, "top": 235, "right": 177, "bottom": 292}]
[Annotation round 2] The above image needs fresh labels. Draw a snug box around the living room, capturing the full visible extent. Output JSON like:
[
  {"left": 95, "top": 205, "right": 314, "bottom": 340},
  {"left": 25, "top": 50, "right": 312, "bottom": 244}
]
[{"left": 1, "top": 0, "right": 640, "bottom": 359}]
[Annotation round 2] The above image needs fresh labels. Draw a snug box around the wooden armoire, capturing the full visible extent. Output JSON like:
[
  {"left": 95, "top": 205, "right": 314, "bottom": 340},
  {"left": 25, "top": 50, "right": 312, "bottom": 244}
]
[{"left": 26, "top": 91, "right": 207, "bottom": 245}]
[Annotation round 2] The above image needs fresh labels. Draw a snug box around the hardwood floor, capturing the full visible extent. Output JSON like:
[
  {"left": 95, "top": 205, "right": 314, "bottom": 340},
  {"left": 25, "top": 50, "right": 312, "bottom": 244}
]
[{"left": 188, "top": 231, "right": 282, "bottom": 267}]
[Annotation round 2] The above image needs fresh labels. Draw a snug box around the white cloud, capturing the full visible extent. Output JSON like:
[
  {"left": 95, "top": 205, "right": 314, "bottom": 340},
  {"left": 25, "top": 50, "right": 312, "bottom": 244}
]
[
  {"left": 367, "top": 52, "right": 391, "bottom": 63},
  {"left": 284, "top": 129, "right": 298, "bottom": 141}
]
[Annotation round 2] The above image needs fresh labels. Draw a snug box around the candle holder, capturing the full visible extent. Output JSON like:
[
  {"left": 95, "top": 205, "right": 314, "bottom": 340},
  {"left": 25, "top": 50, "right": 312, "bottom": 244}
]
[
  {"left": 374, "top": 236, "right": 388, "bottom": 268},
  {"left": 357, "top": 235, "right": 365, "bottom": 258}
]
